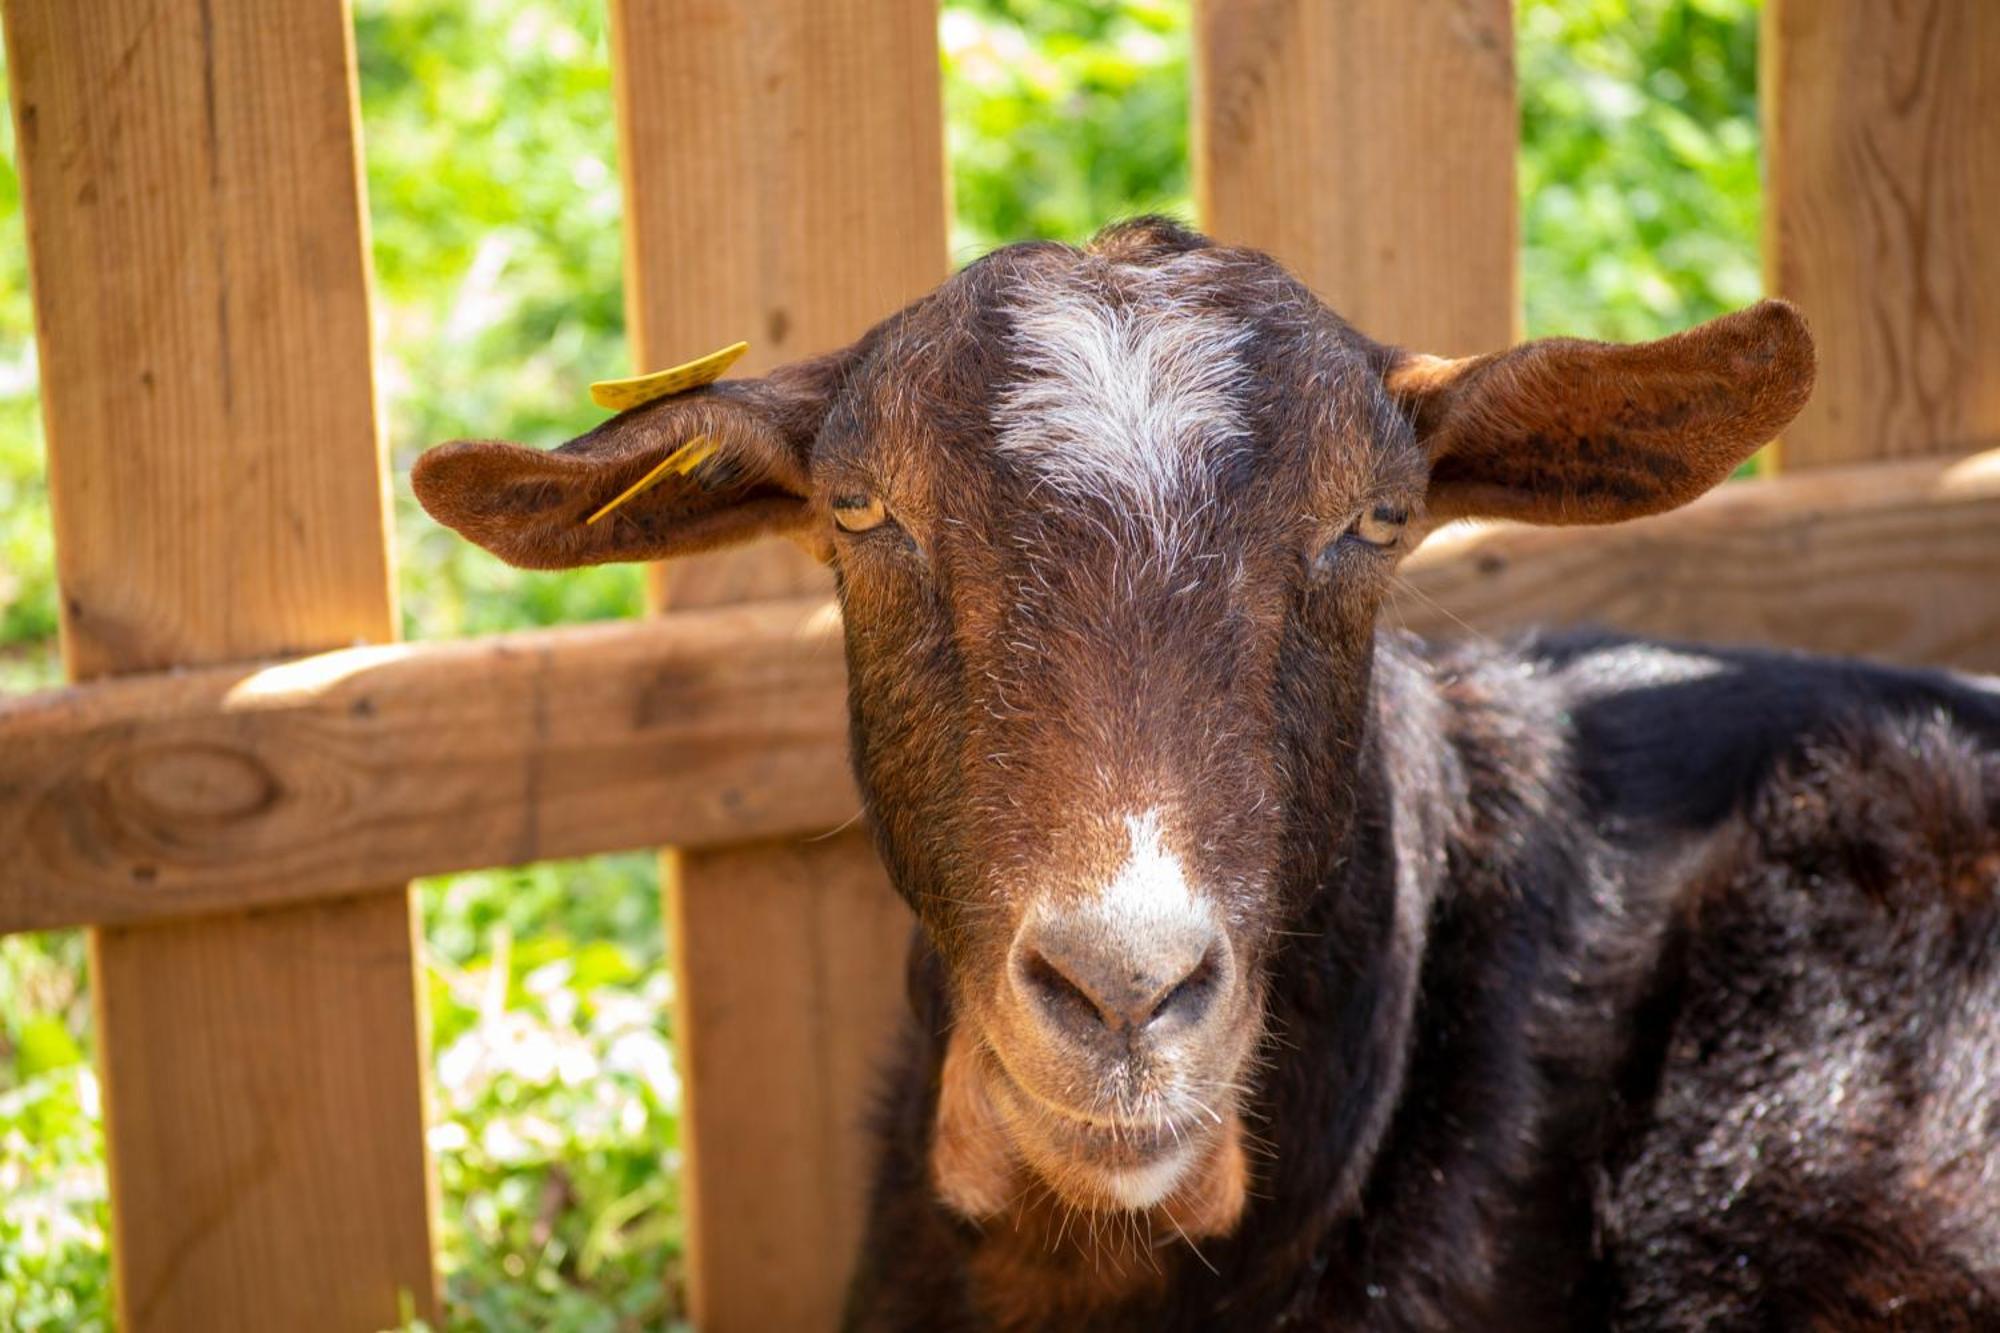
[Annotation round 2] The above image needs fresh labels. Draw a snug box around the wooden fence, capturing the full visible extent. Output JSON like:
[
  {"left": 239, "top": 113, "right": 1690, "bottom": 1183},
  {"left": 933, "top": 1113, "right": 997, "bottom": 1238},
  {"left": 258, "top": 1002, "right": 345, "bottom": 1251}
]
[{"left": 1, "top": 1, "right": 1995, "bottom": 1329}]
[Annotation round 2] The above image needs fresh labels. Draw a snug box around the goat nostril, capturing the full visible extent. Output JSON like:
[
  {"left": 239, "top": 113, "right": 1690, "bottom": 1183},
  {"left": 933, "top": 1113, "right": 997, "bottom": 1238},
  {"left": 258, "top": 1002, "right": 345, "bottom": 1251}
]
[
  {"left": 1021, "top": 948, "right": 1111, "bottom": 1030},
  {"left": 1015, "top": 929, "right": 1227, "bottom": 1038},
  {"left": 1147, "top": 949, "right": 1221, "bottom": 1030}
]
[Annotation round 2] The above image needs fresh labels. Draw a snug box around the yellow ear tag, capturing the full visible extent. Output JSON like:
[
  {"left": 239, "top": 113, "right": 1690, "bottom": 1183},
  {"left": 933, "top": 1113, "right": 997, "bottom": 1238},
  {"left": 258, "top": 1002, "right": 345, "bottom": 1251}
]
[
  {"left": 589, "top": 341, "right": 749, "bottom": 413},
  {"left": 585, "top": 436, "right": 720, "bottom": 525}
]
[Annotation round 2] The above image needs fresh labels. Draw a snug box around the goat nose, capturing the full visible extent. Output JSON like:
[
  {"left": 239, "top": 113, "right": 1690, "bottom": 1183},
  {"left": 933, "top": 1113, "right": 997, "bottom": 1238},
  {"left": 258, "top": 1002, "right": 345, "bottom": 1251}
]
[{"left": 1011, "top": 912, "right": 1225, "bottom": 1038}]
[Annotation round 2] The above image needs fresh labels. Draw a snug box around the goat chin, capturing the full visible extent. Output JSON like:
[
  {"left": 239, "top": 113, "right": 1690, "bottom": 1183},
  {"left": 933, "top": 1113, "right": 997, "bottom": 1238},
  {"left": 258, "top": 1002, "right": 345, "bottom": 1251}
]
[{"left": 930, "top": 1030, "right": 1250, "bottom": 1238}]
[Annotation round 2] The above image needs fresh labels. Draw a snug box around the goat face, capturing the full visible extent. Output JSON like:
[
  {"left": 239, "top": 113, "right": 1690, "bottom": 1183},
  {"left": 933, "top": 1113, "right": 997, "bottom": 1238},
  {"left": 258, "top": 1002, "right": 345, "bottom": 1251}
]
[{"left": 414, "top": 217, "right": 1814, "bottom": 1238}]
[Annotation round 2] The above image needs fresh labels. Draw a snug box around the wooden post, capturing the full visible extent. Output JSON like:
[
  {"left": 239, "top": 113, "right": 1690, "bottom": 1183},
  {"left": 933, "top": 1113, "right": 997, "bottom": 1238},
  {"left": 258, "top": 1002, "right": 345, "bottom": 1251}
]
[
  {"left": 1192, "top": 0, "right": 1518, "bottom": 355},
  {"left": 1763, "top": 0, "right": 1999, "bottom": 470},
  {"left": 608, "top": 1, "right": 946, "bottom": 1325},
  {"left": 3, "top": 1, "right": 438, "bottom": 1329}
]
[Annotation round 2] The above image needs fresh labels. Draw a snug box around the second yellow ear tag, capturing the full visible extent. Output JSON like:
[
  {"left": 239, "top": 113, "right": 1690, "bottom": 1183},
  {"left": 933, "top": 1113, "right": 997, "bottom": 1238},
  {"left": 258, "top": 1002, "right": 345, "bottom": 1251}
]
[
  {"left": 590, "top": 341, "right": 749, "bottom": 413},
  {"left": 586, "top": 436, "right": 720, "bottom": 525}
]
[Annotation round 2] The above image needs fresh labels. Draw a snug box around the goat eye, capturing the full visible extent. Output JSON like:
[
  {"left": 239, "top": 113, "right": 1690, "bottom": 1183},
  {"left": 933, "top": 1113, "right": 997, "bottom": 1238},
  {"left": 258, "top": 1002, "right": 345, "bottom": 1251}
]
[
  {"left": 832, "top": 493, "right": 889, "bottom": 533},
  {"left": 1348, "top": 504, "right": 1409, "bottom": 548}
]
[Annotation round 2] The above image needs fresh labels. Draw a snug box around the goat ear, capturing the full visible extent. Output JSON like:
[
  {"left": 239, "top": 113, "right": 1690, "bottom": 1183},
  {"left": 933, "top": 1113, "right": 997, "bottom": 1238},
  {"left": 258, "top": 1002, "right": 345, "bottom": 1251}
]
[
  {"left": 1384, "top": 300, "right": 1815, "bottom": 526},
  {"left": 412, "top": 351, "right": 847, "bottom": 569}
]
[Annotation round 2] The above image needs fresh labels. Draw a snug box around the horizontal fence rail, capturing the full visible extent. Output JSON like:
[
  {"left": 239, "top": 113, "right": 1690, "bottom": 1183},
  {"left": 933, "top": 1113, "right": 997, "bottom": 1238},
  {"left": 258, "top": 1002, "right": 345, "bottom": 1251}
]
[{"left": 0, "top": 599, "right": 854, "bottom": 932}]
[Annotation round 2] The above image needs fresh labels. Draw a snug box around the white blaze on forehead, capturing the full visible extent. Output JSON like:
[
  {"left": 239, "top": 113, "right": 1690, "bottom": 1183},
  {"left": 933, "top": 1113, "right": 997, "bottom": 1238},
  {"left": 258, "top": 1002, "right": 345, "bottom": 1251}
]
[
  {"left": 1093, "top": 809, "right": 1213, "bottom": 934},
  {"left": 995, "top": 271, "right": 1252, "bottom": 513}
]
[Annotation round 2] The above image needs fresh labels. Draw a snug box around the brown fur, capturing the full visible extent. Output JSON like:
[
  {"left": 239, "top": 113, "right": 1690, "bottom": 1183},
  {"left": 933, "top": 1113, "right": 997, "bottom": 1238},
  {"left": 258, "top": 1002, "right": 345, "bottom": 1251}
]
[
  {"left": 1605, "top": 711, "right": 2000, "bottom": 1330},
  {"left": 1384, "top": 299, "right": 1815, "bottom": 525},
  {"left": 411, "top": 350, "right": 853, "bottom": 567}
]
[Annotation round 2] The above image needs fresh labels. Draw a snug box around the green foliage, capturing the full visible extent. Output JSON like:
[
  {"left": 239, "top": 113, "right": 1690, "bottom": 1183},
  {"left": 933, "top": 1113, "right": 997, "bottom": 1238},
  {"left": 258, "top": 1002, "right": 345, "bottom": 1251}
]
[
  {"left": 942, "top": 0, "right": 1190, "bottom": 256},
  {"left": 0, "top": 39, "right": 57, "bottom": 693},
  {"left": 1519, "top": 0, "right": 1763, "bottom": 340},
  {"left": 356, "top": 0, "right": 644, "bottom": 642},
  {"left": 0, "top": 2, "right": 1763, "bottom": 1327},
  {"left": 0, "top": 1063, "right": 110, "bottom": 1333},
  {"left": 0, "top": 935, "right": 109, "bottom": 1333},
  {"left": 417, "top": 854, "right": 687, "bottom": 1332}
]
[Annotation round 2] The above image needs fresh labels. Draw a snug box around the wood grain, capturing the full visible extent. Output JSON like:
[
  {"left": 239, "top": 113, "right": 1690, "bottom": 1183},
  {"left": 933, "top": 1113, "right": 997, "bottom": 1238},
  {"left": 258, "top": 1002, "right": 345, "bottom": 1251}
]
[
  {"left": 609, "top": 3, "right": 944, "bottom": 1325},
  {"left": 1764, "top": 0, "right": 2000, "bottom": 467},
  {"left": 1193, "top": 0, "right": 1518, "bottom": 355},
  {"left": 611, "top": 0, "right": 949, "bottom": 609},
  {"left": 93, "top": 895, "right": 436, "bottom": 1332},
  {"left": 1394, "top": 450, "right": 2000, "bottom": 673},
  {"left": 0, "top": 601, "right": 857, "bottom": 934},
  {"left": 6, "top": 453, "right": 1999, "bottom": 935},
  {"left": 4, "top": 0, "right": 437, "bottom": 1326},
  {"left": 9, "top": 2, "right": 395, "bottom": 675},
  {"left": 668, "top": 834, "right": 913, "bottom": 1331}
]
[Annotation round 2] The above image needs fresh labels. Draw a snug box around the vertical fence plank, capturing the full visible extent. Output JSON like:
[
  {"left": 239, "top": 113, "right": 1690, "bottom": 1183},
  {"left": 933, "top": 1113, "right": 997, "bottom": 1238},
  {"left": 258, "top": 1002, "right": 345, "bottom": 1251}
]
[
  {"left": 609, "top": 1, "right": 946, "bottom": 1325},
  {"left": 1192, "top": 0, "right": 1518, "bottom": 355},
  {"left": 666, "top": 836, "right": 918, "bottom": 1326},
  {"left": 1763, "top": 0, "right": 1999, "bottom": 469},
  {"left": 4, "top": 1, "right": 438, "bottom": 1329},
  {"left": 613, "top": 0, "right": 949, "bottom": 612}
]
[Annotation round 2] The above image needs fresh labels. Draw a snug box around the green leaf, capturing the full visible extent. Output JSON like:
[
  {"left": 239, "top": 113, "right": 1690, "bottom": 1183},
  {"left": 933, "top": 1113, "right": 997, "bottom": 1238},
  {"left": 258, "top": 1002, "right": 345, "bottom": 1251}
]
[{"left": 14, "top": 1017, "right": 83, "bottom": 1079}]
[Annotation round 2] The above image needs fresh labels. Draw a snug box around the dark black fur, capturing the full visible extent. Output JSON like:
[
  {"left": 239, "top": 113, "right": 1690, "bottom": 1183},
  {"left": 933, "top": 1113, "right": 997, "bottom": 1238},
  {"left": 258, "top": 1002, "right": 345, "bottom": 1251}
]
[{"left": 845, "top": 634, "right": 2000, "bottom": 1330}]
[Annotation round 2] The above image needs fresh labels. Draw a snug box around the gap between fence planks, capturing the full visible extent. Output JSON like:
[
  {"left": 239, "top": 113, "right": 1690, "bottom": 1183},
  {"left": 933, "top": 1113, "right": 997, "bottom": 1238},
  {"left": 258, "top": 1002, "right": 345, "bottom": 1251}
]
[
  {"left": 6, "top": 449, "right": 1999, "bottom": 941},
  {"left": 1, "top": 0, "right": 437, "bottom": 1329},
  {"left": 609, "top": 1, "right": 949, "bottom": 1326},
  {"left": 1763, "top": 0, "right": 1999, "bottom": 469}
]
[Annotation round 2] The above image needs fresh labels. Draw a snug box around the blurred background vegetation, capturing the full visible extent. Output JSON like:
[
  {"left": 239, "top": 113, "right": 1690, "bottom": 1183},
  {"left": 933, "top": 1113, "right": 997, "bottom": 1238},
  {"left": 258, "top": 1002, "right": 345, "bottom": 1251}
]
[{"left": 0, "top": 1, "right": 1758, "bottom": 1327}]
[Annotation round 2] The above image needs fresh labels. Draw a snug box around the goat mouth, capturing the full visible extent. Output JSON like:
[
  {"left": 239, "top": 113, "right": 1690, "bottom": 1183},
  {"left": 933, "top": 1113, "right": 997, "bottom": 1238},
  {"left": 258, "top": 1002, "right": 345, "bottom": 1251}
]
[
  {"left": 990, "top": 1071, "right": 1209, "bottom": 1171},
  {"left": 976, "top": 1048, "right": 1224, "bottom": 1184},
  {"left": 932, "top": 1030, "right": 1252, "bottom": 1234},
  {"left": 996, "top": 1059, "right": 1256, "bottom": 1228}
]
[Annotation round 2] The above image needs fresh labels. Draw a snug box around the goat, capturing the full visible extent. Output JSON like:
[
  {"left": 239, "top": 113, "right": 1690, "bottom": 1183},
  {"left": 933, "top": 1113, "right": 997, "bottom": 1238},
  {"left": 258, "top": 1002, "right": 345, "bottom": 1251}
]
[{"left": 415, "top": 218, "right": 2000, "bottom": 1330}]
